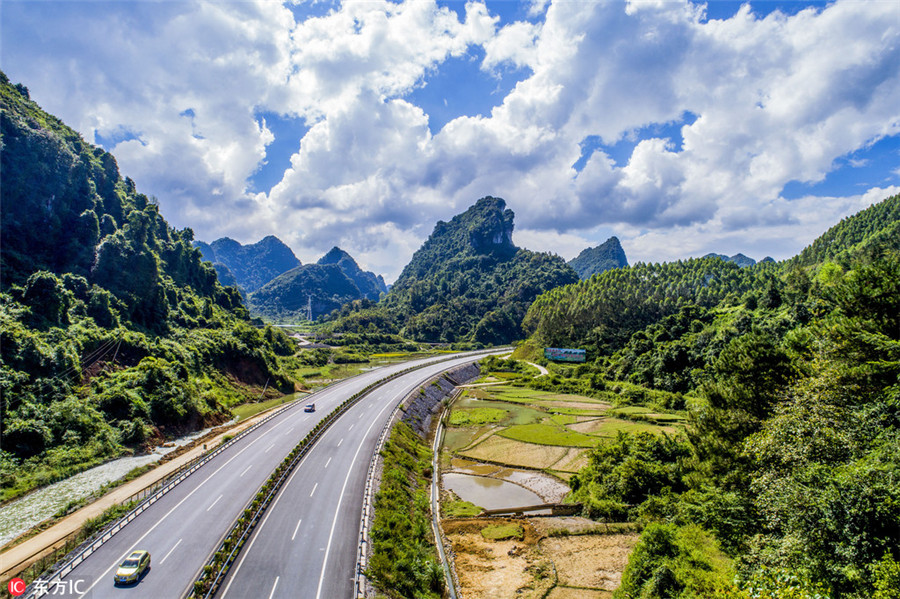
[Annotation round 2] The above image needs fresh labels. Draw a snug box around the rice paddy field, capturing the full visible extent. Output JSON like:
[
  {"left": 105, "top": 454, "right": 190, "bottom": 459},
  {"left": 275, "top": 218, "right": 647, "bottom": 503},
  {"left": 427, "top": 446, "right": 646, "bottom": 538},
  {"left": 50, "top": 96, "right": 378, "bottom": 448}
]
[{"left": 445, "top": 382, "right": 687, "bottom": 476}]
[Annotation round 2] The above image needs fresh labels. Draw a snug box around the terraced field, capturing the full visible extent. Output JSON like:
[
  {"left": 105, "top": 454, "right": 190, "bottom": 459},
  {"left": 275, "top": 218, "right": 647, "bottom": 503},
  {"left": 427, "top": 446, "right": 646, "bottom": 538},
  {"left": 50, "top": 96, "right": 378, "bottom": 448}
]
[{"left": 446, "top": 384, "right": 687, "bottom": 477}]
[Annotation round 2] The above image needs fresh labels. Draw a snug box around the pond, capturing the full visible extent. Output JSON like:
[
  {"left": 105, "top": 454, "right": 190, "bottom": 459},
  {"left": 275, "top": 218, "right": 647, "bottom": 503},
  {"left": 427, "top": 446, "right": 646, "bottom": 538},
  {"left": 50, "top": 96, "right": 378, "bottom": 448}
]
[{"left": 442, "top": 472, "right": 548, "bottom": 514}]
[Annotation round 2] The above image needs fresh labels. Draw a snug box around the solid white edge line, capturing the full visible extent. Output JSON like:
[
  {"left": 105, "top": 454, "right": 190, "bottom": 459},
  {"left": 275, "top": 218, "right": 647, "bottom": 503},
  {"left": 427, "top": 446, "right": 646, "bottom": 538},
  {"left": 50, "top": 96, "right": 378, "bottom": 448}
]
[{"left": 219, "top": 442, "right": 315, "bottom": 597}]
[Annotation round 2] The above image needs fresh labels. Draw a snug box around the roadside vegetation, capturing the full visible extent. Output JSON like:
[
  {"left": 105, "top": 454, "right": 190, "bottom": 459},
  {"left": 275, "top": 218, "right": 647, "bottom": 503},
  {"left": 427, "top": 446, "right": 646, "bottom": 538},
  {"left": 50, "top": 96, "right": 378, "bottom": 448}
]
[{"left": 367, "top": 422, "right": 443, "bottom": 599}]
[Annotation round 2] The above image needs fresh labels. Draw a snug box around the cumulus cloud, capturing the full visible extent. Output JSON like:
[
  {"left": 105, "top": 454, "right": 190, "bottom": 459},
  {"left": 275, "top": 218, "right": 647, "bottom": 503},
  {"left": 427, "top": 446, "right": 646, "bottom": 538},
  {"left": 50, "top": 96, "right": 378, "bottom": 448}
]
[{"left": 2, "top": 0, "right": 899, "bottom": 281}]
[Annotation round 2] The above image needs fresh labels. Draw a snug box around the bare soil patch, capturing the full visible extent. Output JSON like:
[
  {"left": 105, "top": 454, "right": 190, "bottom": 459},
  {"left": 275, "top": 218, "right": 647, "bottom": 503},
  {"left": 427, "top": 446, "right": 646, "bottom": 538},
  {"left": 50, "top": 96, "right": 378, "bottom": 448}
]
[
  {"left": 547, "top": 587, "right": 612, "bottom": 599},
  {"left": 541, "top": 533, "right": 639, "bottom": 591},
  {"left": 444, "top": 517, "right": 637, "bottom": 599}
]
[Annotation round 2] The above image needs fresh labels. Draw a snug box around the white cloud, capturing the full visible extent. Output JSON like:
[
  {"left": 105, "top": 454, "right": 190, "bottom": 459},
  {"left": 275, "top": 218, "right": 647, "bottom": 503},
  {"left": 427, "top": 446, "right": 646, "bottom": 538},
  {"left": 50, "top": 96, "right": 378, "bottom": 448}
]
[{"left": 2, "top": 0, "right": 898, "bottom": 283}]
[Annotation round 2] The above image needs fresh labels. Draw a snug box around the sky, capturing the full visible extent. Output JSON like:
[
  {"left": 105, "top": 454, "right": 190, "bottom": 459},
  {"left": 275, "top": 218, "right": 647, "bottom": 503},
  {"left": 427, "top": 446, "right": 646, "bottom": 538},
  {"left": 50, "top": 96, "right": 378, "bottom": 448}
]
[{"left": 2, "top": 0, "right": 899, "bottom": 282}]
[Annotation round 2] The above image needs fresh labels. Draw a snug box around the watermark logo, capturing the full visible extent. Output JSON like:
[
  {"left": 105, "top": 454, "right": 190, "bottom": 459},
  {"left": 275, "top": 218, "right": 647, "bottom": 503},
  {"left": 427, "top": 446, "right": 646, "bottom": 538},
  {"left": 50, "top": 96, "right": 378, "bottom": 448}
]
[{"left": 8, "top": 578, "right": 26, "bottom": 596}]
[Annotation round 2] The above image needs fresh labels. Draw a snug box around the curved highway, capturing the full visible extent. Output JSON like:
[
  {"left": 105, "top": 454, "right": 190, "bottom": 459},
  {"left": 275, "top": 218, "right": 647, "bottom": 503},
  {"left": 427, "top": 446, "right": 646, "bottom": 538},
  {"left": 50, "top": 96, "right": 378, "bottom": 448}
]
[
  {"left": 217, "top": 353, "right": 493, "bottom": 599},
  {"left": 28, "top": 352, "right": 490, "bottom": 599}
]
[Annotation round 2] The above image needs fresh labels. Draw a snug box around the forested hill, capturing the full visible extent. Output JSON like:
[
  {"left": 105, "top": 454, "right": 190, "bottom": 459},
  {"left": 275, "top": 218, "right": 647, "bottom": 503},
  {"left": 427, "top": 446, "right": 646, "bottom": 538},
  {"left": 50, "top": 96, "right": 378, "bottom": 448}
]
[
  {"left": 326, "top": 197, "right": 579, "bottom": 344},
  {"left": 0, "top": 73, "right": 299, "bottom": 501},
  {"left": 317, "top": 246, "right": 387, "bottom": 300},
  {"left": 195, "top": 235, "right": 301, "bottom": 293},
  {"left": 568, "top": 236, "right": 629, "bottom": 279},
  {"left": 787, "top": 193, "right": 900, "bottom": 268},
  {"left": 520, "top": 194, "right": 900, "bottom": 597}
]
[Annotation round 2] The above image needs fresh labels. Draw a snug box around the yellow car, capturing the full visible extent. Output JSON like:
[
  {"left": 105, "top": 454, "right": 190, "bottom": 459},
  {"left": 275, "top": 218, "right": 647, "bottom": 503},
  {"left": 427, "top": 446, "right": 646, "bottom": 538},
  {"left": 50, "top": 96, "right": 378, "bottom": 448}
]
[{"left": 113, "top": 550, "right": 150, "bottom": 585}]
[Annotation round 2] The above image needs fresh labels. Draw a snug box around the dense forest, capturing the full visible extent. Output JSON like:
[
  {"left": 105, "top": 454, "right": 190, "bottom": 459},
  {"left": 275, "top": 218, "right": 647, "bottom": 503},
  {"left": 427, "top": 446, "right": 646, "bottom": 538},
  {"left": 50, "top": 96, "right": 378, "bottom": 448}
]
[
  {"left": 326, "top": 197, "right": 579, "bottom": 344},
  {"left": 0, "top": 73, "right": 300, "bottom": 501},
  {"left": 522, "top": 194, "right": 900, "bottom": 598}
]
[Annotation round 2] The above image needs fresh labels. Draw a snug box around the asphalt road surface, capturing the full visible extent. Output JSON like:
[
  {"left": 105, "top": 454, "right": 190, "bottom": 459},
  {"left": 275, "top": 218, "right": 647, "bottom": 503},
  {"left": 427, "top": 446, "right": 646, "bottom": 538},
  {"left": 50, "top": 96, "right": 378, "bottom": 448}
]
[
  {"left": 31, "top": 352, "right": 490, "bottom": 599},
  {"left": 217, "top": 353, "right": 496, "bottom": 599}
]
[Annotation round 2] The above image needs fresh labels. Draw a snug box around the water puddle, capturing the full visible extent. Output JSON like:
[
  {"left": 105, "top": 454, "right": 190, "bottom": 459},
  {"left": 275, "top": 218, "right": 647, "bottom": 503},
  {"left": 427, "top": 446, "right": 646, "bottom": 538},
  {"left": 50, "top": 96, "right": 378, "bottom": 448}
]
[{"left": 0, "top": 426, "right": 216, "bottom": 548}]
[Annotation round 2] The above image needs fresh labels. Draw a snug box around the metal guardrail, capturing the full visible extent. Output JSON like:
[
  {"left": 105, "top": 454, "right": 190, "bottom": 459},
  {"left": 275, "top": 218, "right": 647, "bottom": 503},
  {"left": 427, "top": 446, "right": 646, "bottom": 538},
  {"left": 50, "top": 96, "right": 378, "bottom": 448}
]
[
  {"left": 18, "top": 399, "right": 300, "bottom": 599},
  {"left": 192, "top": 349, "right": 503, "bottom": 599},
  {"left": 431, "top": 397, "right": 460, "bottom": 599}
]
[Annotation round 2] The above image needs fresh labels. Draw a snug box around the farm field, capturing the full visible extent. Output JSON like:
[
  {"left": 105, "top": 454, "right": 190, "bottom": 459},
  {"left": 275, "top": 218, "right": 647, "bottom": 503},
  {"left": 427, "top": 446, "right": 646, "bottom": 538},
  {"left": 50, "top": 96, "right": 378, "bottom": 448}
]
[
  {"left": 440, "top": 363, "right": 687, "bottom": 598},
  {"left": 446, "top": 384, "right": 686, "bottom": 475}
]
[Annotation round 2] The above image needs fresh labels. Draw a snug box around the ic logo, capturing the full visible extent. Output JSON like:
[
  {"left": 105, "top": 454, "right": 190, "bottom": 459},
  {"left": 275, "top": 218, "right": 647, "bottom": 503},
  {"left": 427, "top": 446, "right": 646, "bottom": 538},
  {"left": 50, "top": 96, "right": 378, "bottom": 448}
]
[{"left": 7, "top": 578, "right": 26, "bottom": 596}]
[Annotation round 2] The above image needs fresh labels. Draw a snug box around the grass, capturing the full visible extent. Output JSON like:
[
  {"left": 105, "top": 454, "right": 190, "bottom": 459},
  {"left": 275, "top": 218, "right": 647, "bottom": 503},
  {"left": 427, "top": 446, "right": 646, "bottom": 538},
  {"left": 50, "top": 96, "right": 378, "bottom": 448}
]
[
  {"left": 449, "top": 407, "right": 508, "bottom": 426},
  {"left": 230, "top": 395, "right": 302, "bottom": 421},
  {"left": 481, "top": 523, "right": 524, "bottom": 540},
  {"left": 456, "top": 397, "right": 546, "bottom": 426},
  {"left": 444, "top": 499, "right": 483, "bottom": 517},
  {"left": 498, "top": 423, "right": 602, "bottom": 448},
  {"left": 550, "top": 414, "right": 578, "bottom": 425},
  {"left": 594, "top": 418, "right": 681, "bottom": 437}
]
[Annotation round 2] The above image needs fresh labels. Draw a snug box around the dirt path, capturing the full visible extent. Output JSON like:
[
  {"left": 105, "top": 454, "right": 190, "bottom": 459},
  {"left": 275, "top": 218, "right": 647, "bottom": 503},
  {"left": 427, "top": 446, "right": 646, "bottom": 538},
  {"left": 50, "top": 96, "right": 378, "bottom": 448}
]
[{"left": 0, "top": 404, "right": 288, "bottom": 581}]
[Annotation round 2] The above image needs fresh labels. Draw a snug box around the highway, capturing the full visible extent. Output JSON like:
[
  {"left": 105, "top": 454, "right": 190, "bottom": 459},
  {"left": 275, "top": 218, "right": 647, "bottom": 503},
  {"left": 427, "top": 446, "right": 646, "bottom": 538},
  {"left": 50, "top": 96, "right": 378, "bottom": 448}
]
[
  {"left": 216, "top": 353, "right": 491, "bottom": 599},
  {"left": 29, "top": 352, "right": 488, "bottom": 599}
]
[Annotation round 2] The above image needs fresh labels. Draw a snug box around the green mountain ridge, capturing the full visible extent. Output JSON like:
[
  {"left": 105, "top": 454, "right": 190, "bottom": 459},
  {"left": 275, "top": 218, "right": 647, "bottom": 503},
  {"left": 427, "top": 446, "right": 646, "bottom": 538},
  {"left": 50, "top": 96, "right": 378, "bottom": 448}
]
[
  {"left": 568, "top": 236, "right": 629, "bottom": 279},
  {"left": 328, "top": 196, "right": 579, "bottom": 344},
  {"left": 522, "top": 193, "right": 900, "bottom": 598},
  {"left": 0, "top": 72, "right": 300, "bottom": 501},
  {"left": 317, "top": 246, "right": 387, "bottom": 300}
]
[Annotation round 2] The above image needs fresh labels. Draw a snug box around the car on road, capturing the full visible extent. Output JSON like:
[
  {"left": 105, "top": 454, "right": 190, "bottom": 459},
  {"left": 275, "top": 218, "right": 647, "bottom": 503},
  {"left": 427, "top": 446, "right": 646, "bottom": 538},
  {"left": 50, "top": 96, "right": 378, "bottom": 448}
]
[
  {"left": 304, "top": 403, "right": 316, "bottom": 412},
  {"left": 114, "top": 550, "right": 151, "bottom": 585}
]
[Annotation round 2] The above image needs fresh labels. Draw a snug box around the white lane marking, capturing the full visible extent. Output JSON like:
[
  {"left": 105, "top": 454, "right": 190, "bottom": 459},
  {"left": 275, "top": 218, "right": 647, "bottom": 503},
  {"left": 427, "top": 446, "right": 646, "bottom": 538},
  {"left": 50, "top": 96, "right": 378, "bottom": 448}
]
[
  {"left": 207, "top": 494, "right": 223, "bottom": 511},
  {"left": 324, "top": 457, "right": 332, "bottom": 469},
  {"left": 240, "top": 465, "right": 253, "bottom": 477},
  {"left": 315, "top": 389, "right": 403, "bottom": 599},
  {"left": 358, "top": 413, "right": 363, "bottom": 419},
  {"left": 159, "top": 538, "right": 182, "bottom": 565},
  {"left": 291, "top": 519, "right": 303, "bottom": 541},
  {"left": 268, "top": 576, "right": 280, "bottom": 599},
  {"left": 310, "top": 483, "right": 318, "bottom": 497},
  {"left": 337, "top": 438, "right": 343, "bottom": 447},
  {"left": 265, "top": 443, "right": 275, "bottom": 453},
  {"left": 285, "top": 426, "right": 295, "bottom": 435},
  {"left": 303, "top": 416, "right": 310, "bottom": 422},
  {"left": 75, "top": 413, "right": 290, "bottom": 598},
  {"left": 348, "top": 424, "right": 354, "bottom": 431},
  {"left": 221, "top": 438, "right": 318, "bottom": 597}
]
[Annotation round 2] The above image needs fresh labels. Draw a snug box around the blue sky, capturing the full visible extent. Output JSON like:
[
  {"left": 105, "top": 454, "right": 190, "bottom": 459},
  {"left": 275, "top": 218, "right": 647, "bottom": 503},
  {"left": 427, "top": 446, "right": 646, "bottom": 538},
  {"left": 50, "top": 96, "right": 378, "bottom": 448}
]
[{"left": 2, "top": 0, "right": 898, "bottom": 280}]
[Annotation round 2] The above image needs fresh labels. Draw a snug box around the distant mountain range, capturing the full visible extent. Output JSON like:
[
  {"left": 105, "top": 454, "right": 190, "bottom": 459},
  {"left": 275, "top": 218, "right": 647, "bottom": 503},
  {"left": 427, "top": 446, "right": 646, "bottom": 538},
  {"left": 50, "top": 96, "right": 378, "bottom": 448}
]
[
  {"left": 194, "top": 236, "right": 301, "bottom": 293},
  {"left": 702, "top": 253, "right": 775, "bottom": 268},
  {"left": 194, "top": 238, "right": 387, "bottom": 321},
  {"left": 317, "top": 247, "right": 387, "bottom": 300},
  {"left": 568, "top": 236, "right": 629, "bottom": 279}
]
